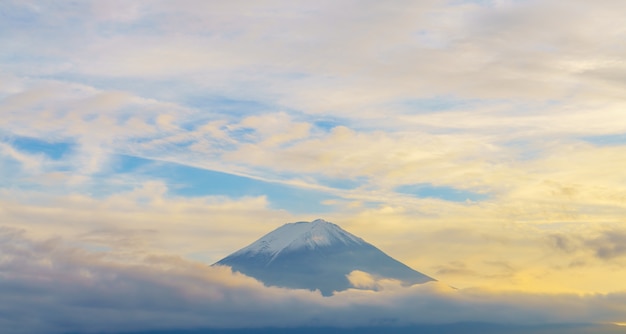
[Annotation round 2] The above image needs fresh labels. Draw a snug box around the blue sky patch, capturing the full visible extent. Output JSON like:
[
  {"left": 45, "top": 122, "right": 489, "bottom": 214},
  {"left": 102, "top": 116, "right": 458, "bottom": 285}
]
[
  {"left": 395, "top": 183, "right": 488, "bottom": 202},
  {"left": 582, "top": 133, "right": 626, "bottom": 146},
  {"left": 399, "top": 96, "right": 477, "bottom": 113},
  {"left": 184, "top": 96, "right": 274, "bottom": 119},
  {"left": 313, "top": 118, "right": 348, "bottom": 131},
  {"left": 8, "top": 136, "right": 74, "bottom": 160},
  {"left": 112, "top": 155, "right": 338, "bottom": 213}
]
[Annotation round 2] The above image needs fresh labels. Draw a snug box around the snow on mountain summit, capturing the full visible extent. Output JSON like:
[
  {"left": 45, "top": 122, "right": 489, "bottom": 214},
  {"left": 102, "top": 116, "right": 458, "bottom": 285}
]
[
  {"left": 214, "top": 219, "right": 435, "bottom": 296},
  {"left": 233, "top": 218, "right": 365, "bottom": 258}
]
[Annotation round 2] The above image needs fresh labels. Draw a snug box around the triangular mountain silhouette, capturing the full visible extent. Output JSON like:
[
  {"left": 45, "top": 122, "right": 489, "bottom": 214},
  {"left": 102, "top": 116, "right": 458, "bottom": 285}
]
[{"left": 214, "top": 219, "right": 434, "bottom": 296}]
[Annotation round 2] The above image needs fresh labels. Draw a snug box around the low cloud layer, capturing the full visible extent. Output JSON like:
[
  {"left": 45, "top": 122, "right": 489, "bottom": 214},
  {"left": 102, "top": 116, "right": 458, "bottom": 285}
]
[{"left": 1, "top": 226, "right": 625, "bottom": 334}]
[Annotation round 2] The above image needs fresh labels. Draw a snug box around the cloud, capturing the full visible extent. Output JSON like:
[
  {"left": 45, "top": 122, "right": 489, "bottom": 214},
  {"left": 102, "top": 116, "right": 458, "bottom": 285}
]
[
  {"left": 3, "top": 0, "right": 626, "bottom": 212},
  {"left": 0, "top": 182, "right": 294, "bottom": 265},
  {"left": 1, "top": 227, "right": 626, "bottom": 334},
  {"left": 346, "top": 270, "right": 405, "bottom": 291},
  {"left": 1, "top": 181, "right": 624, "bottom": 304},
  {"left": 5, "top": 0, "right": 626, "bottom": 108},
  {"left": 0, "top": 142, "right": 47, "bottom": 172},
  {"left": 548, "top": 228, "right": 626, "bottom": 261},
  {"left": 2, "top": 1, "right": 626, "bottom": 329},
  {"left": 588, "top": 230, "right": 626, "bottom": 260},
  {"left": 2, "top": 73, "right": 626, "bottom": 294}
]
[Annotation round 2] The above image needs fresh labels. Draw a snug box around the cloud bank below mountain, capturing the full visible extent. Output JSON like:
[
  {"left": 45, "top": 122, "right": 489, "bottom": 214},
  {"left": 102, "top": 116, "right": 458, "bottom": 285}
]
[{"left": 2, "top": 227, "right": 625, "bottom": 334}]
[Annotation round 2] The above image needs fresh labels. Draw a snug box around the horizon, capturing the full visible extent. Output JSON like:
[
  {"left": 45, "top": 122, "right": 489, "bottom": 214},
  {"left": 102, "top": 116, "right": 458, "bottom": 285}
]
[{"left": 2, "top": 0, "right": 626, "bottom": 333}]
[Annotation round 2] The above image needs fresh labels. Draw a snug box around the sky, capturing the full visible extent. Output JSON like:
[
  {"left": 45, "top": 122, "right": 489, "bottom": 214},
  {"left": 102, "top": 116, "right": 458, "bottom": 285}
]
[{"left": 1, "top": 0, "right": 626, "bottom": 332}]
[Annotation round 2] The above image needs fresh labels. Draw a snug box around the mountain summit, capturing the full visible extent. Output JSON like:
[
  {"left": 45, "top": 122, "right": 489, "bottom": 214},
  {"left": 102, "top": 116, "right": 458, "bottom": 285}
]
[{"left": 214, "top": 219, "right": 434, "bottom": 295}]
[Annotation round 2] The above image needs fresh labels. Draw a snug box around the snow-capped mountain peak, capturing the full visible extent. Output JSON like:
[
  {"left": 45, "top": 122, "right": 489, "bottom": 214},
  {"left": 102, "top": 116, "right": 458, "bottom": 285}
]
[
  {"left": 233, "top": 219, "right": 365, "bottom": 258},
  {"left": 214, "top": 219, "right": 434, "bottom": 296}
]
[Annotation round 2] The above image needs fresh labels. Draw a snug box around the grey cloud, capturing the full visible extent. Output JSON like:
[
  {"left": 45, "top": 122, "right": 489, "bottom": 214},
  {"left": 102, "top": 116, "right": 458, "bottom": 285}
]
[
  {"left": 547, "top": 229, "right": 626, "bottom": 261},
  {"left": 548, "top": 233, "right": 578, "bottom": 253},
  {"left": 587, "top": 230, "right": 626, "bottom": 260},
  {"left": 1, "top": 226, "right": 626, "bottom": 334}
]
